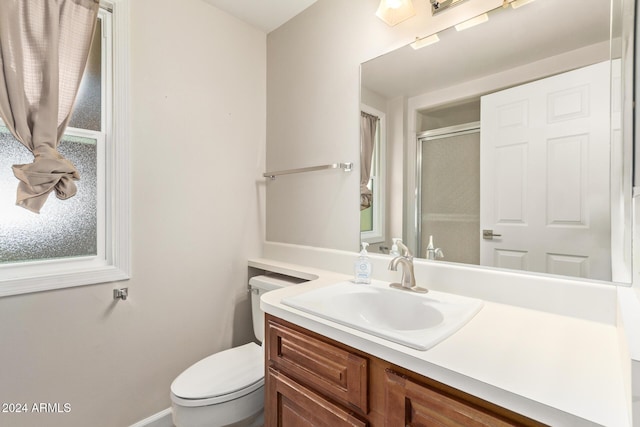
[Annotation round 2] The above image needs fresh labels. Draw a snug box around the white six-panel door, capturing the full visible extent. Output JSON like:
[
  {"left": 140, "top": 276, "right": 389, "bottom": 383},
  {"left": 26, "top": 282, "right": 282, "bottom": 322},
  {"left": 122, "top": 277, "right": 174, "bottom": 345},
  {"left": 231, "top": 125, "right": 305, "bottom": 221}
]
[{"left": 480, "top": 61, "right": 611, "bottom": 280}]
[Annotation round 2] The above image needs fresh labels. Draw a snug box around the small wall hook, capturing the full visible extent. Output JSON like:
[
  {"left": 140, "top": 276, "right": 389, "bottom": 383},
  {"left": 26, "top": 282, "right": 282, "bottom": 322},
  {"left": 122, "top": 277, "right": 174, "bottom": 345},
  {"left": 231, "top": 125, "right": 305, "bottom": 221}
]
[{"left": 113, "top": 288, "right": 128, "bottom": 301}]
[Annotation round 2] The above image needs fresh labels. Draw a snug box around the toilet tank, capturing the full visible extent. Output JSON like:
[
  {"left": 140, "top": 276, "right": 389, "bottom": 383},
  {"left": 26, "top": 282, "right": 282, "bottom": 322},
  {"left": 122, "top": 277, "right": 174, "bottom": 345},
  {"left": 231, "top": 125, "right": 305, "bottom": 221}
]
[{"left": 249, "top": 274, "right": 305, "bottom": 342}]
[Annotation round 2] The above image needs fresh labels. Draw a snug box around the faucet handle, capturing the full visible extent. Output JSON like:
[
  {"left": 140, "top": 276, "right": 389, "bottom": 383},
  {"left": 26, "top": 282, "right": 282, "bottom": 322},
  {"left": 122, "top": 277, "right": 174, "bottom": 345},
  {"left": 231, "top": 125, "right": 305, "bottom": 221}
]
[
  {"left": 395, "top": 240, "right": 413, "bottom": 259},
  {"left": 426, "top": 247, "right": 444, "bottom": 260}
]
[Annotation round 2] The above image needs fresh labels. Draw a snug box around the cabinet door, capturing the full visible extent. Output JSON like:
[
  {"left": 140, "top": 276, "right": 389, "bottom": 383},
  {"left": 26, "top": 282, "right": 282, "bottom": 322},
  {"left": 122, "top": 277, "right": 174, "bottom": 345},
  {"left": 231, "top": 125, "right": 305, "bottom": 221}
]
[
  {"left": 267, "top": 318, "right": 368, "bottom": 413},
  {"left": 267, "top": 367, "right": 367, "bottom": 427},
  {"left": 385, "top": 370, "right": 522, "bottom": 427}
]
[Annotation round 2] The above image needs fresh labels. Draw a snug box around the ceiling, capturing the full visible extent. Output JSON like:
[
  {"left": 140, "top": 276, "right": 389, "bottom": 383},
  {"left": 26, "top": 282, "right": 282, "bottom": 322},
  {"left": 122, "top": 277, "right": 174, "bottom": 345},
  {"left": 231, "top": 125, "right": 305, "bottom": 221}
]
[{"left": 201, "top": 0, "right": 318, "bottom": 33}]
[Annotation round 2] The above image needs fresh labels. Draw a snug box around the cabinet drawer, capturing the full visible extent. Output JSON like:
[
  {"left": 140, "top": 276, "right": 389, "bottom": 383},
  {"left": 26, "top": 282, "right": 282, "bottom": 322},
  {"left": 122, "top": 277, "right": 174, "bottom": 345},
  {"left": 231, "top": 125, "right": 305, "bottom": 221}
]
[
  {"left": 266, "top": 318, "right": 368, "bottom": 413},
  {"left": 267, "top": 368, "right": 367, "bottom": 427}
]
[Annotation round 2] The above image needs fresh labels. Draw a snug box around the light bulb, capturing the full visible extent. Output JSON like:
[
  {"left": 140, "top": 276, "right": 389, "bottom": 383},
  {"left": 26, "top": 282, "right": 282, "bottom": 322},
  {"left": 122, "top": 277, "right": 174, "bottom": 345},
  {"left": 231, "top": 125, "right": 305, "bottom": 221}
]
[
  {"left": 511, "top": 0, "right": 535, "bottom": 9},
  {"left": 376, "top": 0, "right": 416, "bottom": 26},
  {"left": 454, "top": 13, "right": 489, "bottom": 31},
  {"left": 410, "top": 34, "right": 440, "bottom": 50}
]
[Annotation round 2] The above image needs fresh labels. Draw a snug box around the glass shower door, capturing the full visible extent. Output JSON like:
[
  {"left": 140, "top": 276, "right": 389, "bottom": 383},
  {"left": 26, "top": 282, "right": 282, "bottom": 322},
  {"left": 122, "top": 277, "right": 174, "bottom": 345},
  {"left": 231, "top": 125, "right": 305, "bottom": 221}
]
[{"left": 417, "top": 124, "right": 480, "bottom": 263}]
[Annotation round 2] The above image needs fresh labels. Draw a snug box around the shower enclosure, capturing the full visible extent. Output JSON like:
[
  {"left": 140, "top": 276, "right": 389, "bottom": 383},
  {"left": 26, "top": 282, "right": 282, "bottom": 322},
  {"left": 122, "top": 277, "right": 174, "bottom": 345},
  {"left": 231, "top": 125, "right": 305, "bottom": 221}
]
[{"left": 416, "top": 122, "right": 480, "bottom": 262}]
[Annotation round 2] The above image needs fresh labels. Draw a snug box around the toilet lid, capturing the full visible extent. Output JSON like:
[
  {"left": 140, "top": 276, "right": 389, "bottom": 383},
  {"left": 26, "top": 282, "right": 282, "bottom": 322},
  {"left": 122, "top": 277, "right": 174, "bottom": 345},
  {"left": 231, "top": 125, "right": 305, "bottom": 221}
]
[{"left": 171, "top": 342, "right": 264, "bottom": 400}]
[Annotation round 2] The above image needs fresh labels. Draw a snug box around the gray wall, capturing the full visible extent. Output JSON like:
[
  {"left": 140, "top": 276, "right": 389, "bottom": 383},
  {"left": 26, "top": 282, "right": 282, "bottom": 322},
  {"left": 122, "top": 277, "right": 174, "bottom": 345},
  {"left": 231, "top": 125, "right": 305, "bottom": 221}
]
[
  {"left": 265, "top": 0, "right": 502, "bottom": 252},
  {"left": 0, "top": 0, "right": 266, "bottom": 426}
]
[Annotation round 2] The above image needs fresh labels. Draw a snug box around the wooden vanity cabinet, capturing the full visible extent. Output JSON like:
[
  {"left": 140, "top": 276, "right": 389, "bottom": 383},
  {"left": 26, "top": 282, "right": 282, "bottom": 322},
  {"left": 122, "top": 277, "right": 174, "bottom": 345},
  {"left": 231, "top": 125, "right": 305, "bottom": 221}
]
[{"left": 265, "top": 314, "right": 545, "bottom": 427}]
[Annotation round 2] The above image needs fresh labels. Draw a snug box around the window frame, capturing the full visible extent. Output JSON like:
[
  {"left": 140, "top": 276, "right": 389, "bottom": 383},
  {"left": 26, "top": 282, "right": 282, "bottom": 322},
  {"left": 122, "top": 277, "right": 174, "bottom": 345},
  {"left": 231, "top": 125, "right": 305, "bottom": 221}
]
[{"left": 0, "top": 0, "right": 131, "bottom": 297}]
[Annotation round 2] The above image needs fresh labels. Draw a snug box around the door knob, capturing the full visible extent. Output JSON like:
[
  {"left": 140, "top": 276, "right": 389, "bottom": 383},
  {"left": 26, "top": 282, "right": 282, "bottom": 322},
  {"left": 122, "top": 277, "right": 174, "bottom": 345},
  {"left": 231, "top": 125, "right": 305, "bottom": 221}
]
[{"left": 482, "top": 229, "right": 502, "bottom": 240}]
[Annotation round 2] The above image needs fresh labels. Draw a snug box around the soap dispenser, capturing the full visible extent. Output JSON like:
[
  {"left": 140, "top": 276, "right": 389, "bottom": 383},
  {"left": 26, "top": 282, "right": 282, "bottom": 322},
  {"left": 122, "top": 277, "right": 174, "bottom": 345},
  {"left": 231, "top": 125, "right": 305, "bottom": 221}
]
[
  {"left": 390, "top": 238, "right": 402, "bottom": 257},
  {"left": 354, "top": 242, "right": 372, "bottom": 284}
]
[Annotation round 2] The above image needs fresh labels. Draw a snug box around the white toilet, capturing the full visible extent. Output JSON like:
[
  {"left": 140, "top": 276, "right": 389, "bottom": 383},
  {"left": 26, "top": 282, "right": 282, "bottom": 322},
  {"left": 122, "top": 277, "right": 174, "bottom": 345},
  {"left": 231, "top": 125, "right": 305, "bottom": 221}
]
[{"left": 170, "top": 274, "right": 304, "bottom": 427}]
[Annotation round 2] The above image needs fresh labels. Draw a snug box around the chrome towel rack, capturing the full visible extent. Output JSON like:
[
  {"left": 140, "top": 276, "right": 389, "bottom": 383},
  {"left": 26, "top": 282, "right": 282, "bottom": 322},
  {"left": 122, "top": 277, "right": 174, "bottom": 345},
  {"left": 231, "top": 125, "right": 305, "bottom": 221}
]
[{"left": 263, "top": 162, "right": 353, "bottom": 180}]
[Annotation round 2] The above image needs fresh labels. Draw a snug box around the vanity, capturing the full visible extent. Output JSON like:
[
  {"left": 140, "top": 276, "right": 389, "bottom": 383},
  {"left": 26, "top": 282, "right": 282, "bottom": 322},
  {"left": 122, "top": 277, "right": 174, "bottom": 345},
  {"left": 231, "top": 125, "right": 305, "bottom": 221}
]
[
  {"left": 250, "top": 254, "right": 631, "bottom": 427},
  {"left": 265, "top": 315, "right": 543, "bottom": 426}
]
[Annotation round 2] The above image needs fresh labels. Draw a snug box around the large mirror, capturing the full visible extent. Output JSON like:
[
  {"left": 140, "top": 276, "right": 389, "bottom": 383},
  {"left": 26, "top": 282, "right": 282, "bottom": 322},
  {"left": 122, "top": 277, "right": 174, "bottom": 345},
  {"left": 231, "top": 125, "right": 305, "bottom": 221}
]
[{"left": 360, "top": 0, "right": 634, "bottom": 284}]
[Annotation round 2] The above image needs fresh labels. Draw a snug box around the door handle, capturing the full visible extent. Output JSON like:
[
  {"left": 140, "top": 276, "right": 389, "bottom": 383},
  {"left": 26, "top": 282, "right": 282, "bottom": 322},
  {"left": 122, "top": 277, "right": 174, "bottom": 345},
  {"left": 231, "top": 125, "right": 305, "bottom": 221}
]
[{"left": 482, "top": 229, "right": 502, "bottom": 240}]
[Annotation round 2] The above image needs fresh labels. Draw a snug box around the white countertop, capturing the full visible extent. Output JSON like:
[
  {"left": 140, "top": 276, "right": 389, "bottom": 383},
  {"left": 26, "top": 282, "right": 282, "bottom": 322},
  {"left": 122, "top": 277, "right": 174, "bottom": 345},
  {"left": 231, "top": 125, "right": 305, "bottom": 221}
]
[{"left": 250, "top": 258, "right": 630, "bottom": 427}]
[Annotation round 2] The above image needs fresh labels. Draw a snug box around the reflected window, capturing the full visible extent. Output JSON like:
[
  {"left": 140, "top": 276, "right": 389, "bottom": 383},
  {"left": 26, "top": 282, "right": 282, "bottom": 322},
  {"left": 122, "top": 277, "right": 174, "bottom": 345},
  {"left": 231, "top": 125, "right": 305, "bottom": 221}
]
[{"left": 360, "top": 106, "right": 385, "bottom": 244}]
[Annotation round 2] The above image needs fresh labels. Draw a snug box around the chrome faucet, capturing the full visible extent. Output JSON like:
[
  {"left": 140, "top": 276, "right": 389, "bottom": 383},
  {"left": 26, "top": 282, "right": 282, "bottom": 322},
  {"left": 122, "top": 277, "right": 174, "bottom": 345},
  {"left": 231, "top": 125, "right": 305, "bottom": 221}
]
[
  {"left": 389, "top": 256, "right": 416, "bottom": 289},
  {"left": 426, "top": 247, "right": 444, "bottom": 260},
  {"left": 388, "top": 242, "right": 428, "bottom": 293}
]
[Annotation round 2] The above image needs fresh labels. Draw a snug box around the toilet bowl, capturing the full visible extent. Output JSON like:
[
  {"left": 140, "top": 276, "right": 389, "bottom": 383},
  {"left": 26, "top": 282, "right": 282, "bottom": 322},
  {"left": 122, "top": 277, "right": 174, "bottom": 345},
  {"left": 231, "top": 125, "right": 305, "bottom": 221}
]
[{"left": 170, "top": 274, "right": 304, "bottom": 427}]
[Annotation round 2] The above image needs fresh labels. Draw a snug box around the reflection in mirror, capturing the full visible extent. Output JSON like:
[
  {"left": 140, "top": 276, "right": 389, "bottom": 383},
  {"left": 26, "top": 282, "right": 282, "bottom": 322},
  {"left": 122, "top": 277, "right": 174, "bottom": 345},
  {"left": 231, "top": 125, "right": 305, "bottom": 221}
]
[{"left": 360, "top": 0, "right": 634, "bottom": 284}]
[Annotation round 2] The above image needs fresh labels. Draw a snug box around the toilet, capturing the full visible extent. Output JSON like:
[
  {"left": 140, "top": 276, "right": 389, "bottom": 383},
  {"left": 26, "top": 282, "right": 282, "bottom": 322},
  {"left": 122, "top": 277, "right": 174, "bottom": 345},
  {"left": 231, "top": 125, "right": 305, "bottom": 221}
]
[{"left": 170, "top": 274, "right": 304, "bottom": 427}]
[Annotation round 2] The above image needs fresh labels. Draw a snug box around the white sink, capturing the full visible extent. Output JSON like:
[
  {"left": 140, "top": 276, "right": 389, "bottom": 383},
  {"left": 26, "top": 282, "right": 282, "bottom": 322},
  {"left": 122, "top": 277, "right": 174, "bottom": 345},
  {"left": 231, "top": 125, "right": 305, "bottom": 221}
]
[{"left": 281, "top": 280, "right": 483, "bottom": 351}]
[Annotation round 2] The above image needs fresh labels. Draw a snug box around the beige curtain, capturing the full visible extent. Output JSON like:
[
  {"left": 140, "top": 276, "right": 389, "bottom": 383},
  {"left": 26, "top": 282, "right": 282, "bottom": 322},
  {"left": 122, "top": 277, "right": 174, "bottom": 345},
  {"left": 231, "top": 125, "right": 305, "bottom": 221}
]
[
  {"left": 0, "top": 0, "right": 100, "bottom": 213},
  {"left": 360, "top": 111, "right": 378, "bottom": 210}
]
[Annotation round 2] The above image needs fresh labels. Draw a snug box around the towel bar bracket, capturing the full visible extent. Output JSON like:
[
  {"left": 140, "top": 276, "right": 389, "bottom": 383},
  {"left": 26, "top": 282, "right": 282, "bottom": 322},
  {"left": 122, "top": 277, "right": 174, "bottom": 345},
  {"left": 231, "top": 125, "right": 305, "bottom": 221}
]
[{"left": 113, "top": 288, "right": 128, "bottom": 301}]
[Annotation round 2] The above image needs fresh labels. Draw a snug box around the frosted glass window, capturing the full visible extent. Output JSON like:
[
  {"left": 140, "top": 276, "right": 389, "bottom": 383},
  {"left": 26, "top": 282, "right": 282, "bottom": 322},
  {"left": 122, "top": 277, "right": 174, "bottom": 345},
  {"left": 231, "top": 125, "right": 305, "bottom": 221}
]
[
  {"left": 1, "top": 16, "right": 102, "bottom": 265},
  {"left": 0, "top": 6, "right": 130, "bottom": 298},
  {"left": 68, "top": 18, "right": 102, "bottom": 131},
  {"left": 0, "top": 127, "right": 98, "bottom": 263}
]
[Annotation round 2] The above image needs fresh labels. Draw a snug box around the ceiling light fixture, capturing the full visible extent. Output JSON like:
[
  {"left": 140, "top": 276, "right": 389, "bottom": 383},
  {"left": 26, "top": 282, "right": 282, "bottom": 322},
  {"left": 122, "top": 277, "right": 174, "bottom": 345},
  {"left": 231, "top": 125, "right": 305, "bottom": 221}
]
[
  {"left": 376, "top": 0, "right": 416, "bottom": 26},
  {"left": 454, "top": 13, "right": 489, "bottom": 31},
  {"left": 430, "top": 0, "right": 470, "bottom": 15},
  {"left": 410, "top": 34, "right": 440, "bottom": 50}
]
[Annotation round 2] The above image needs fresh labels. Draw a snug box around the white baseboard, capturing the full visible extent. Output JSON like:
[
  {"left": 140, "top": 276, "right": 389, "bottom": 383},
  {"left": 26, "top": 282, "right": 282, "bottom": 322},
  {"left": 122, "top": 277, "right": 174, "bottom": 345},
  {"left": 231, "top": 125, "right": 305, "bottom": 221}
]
[{"left": 129, "top": 408, "right": 173, "bottom": 427}]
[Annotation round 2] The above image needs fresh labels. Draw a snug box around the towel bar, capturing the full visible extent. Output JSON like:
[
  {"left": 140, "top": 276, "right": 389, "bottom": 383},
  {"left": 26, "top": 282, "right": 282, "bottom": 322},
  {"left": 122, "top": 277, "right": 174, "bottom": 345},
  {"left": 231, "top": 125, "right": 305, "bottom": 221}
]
[{"left": 263, "top": 162, "right": 353, "bottom": 180}]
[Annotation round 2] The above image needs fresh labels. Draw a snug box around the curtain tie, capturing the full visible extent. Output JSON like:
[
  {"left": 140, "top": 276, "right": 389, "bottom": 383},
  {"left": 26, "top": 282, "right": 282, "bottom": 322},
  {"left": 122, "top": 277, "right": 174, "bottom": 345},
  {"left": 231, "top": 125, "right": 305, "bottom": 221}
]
[
  {"left": 12, "top": 148, "right": 80, "bottom": 213},
  {"left": 360, "top": 184, "right": 372, "bottom": 210}
]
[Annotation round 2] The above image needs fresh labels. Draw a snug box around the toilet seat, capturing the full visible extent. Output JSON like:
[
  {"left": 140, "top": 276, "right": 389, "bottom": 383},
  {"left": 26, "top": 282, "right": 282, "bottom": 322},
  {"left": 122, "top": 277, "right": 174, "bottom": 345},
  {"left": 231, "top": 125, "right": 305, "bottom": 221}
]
[{"left": 171, "top": 342, "right": 264, "bottom": 408}]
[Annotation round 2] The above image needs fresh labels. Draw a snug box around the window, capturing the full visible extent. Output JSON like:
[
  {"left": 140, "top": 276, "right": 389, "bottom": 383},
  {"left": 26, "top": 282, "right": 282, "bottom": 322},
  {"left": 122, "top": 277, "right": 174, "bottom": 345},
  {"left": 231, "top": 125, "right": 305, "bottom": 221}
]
[
  {"left": 360, "top": 104, "right": 386, "bottom": 245},
  {"left": 0, "top": 2, "right": 130, "bottom": 297}
]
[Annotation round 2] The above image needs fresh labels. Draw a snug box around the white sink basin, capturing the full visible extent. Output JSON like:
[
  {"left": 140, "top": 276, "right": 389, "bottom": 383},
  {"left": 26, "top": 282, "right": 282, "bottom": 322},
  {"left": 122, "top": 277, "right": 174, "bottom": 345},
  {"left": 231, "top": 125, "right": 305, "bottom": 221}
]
[{"left": 281, "top": 280, "right": 483, "bottom": 351}]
